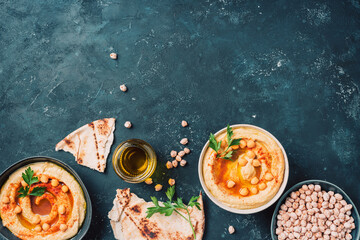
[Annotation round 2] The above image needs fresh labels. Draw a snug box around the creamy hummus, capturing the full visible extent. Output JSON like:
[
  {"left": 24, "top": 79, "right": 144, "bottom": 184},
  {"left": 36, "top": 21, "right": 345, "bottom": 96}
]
[
  {"left": 203, "top": 126, "right": 285, "bottom": 209},
  {"left": 0, "top": 162, "right": 86, "bottom": 240}
]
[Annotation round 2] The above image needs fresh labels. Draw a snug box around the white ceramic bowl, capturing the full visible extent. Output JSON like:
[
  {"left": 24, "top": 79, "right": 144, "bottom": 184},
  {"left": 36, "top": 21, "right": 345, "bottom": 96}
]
[{"left": 198, "top": 124, "right": 289, "bottom": 214}]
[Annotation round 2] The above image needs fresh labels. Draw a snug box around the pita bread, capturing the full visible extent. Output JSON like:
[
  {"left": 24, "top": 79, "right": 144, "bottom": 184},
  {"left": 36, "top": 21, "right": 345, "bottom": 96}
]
[
  {"left": 55, "top": 118, "right": 116, "bottom": 172},
  {"left": 108, "top": 189, "right": 205, "bottom": 240}
]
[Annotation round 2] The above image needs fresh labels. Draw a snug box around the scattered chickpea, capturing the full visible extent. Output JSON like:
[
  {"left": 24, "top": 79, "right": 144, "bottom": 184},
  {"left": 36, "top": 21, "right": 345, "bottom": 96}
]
[
  {"left": 15, "top": 206, "right": 22, "bottom": 214},
  {"left": 110, "top": 53, "right": 117, "bottom": 59},
  {"left": 40, "top": 175, "right": 49, "bottom": 183},
  {"left": 252, "top": 159, "right": 261, "bottom": 167},
  {"left": 166, "top": 161, "right": 173, "bottom": 169},
  {"left": 60, "top": 224, "right": 68, "bottom": 232},
  {"left": 145, "top": 178, "right": 153, "bottom": 185},
  {"left": 170, "top": 150, "right": 177, "bottom": 158},
  {"left": 34, "top": 225, "right": 42, "bottom": 232},
  {"left": 168, "top": 178, "right": 175, "bottom": 186},
  {"left": 42, "top": 223, "right": 50, "bottom": 231},
  {"left": 228, "top": 225, "right": 235, "bottom": 234},
  {"left": 258, "top": 182, "right": 267, "bottom": 190},
  {"left": 51, "top": 179, "right": 59, "bottom": 187},
  {"left": 124, "top": 121, "right": 132, "bottom": 129},
  {"left": 62, "top": 185, "right": 69, "bottom": 193},
  {"left": 175, "top": 155, "right": 182, "bottom": 162},
  {"left": 239, "top": 158, "right": 248, "bottom": 166},
  {"left": 251, "top": 177, "right": 259, "bottom": 185},
  {"left": 264, "top": 172, "right": 274, "bottom": 181},
  {"left": 2, "top": 196, "right": 10, "bottom": 204},
  {"left": 180, "top": 138, "right": 188, "bottom": 145},
  {"left": 184, "top": 148, "right": 191, "bottom": 154},
  {"left": 239, "top": 140, "right": 247, "bottom": 148},
  {"left": 250, "top": 187, "right": 258, "bottom": 195},
  {"left": 247, "top": 140, "right": 256, "bottom": 148},
  {"left": 178, "top": 151, "right": 186, "bottom": 157},
  {"left": 181, "top": 120, "right": 188, "bottom": 127},
  {"left": 240, "top": 188, "right": 249, "bottom": 196},
  {"left": 120, "top": 84, "right": 127, "bottom": 92},
  {"left": 21, "top": 180, "right": 28, "bottom": 187},
  {"left": 155, "top": 184, "right": 163, "bottom": 191},
  {"left": 172, "top": 160, "right": 178, "bottom": 168},
  {"left": 246, "top": 151, "right": 256, "bottom": 159},
  {"left": 227, "top": 180, "right": 236, "bottom": 188},
  {"left": 180, "top": 160, "right": 187, "bottom": 167},
  {"left": 58, "top": 205, "right": 66, "bottom": 215}
]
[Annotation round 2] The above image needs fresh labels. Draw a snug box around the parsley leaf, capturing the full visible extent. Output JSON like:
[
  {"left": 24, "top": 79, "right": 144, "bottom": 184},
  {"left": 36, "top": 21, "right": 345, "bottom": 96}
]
[
  {"left": 18, "top": 186, "right": 29, "bottom": 198},
  {"left": 146, "top": 186, "right": 201, "bottom": 239},
  {"left": 29, "top": 187, "right": 46, "bottom": 196},
  {"left": 209, "top": 133, "right": 221, "bottom": 153},
  {"left": 17, "top": 167, "right": 46, "bottom": 198},
  {"left": 209, "top": 125, "right": 241, "bottom": 161}
]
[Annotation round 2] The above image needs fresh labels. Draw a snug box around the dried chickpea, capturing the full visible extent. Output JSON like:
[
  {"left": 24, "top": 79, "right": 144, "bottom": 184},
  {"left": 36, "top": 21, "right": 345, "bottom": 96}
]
[
  {"left": 227, "top": 180, "right": 236, "bottom": 188},
  {"left": 240, "top": 188, "right": 249, "bottom": 196},
  {"left": 240, "top": 140, "right": 247, "bottom": 148},
  {"left": 264, "top": 172, "right": 274, "bottom": 181},
  {"left": 181, "top": 120, "right": 188, "bottom": 127},
  {"left": 166, "top": 161, "right": 173, "bottom": 169},
  {"left": 155, "top": 184, "right": 163, "bottom": 191},
  {"left": 258, "top": 182, "right": 267, "bottom": 190},
  {"left": 252, "top": 159, "right": 261, "bottom": 167},
  {"left": 42, "top": 223, "right": 50, "bottom": 231},
  {"left": 250, "top": 187, "right": 258, "bottom": 194},
  {"left": 145, "top": 178, "right": 153, "bottom": 185},
  {"left": 251, "top": 177, "right": 259, "bottom": 185},
  {"left": 246, "top": 151, "right": 256, "bottom": 159},
  {"left": 51, "top": 179, "right": 59, "bottom": 187},
  {"left": 247, "top": 140, "right": 256, "bottom": 148},
  {"left": 168, "top": 178, "right": 175, "bottom": 186},
  {"left": 239, "top": 158, "right": 248, "bottom": 166}
]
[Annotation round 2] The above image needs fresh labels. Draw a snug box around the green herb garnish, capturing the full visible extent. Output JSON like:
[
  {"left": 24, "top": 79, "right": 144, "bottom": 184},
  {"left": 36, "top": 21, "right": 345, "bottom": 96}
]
[
  {"left": 146, "top": 186, "right": 201, "bottom": 239},
  {"left": 18, "top": 167, "right": 46, "bottom": 198},
  {"left": 209, "top": 124, "right": 241, "bottom": 161}
]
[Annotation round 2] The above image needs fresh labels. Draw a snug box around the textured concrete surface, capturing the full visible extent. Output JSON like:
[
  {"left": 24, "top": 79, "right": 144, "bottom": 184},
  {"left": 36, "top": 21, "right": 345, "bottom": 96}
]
[{"left": 1, "top": 0, "right": 360, "bottom": 239}]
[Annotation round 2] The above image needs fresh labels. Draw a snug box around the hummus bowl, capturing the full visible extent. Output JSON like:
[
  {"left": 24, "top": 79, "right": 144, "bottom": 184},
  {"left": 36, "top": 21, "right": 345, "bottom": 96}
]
[
  {"left": 271, "top": 180, "right": 359, "bottom": 240},
  {"left": 0, "top": 156, "right": 92, "bottom": 240},
  {"left": 198, "top": 124, "right": 289, "bottom": 214}
]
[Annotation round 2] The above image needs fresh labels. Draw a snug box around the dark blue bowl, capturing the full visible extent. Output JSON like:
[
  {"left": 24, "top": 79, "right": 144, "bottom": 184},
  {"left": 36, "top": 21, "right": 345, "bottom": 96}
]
[
  {"left": 271, "top": 180, "right": 359, "bottom": 240},
  {"left": 0, "top": 156, "right": 92, "bottom": 240}
]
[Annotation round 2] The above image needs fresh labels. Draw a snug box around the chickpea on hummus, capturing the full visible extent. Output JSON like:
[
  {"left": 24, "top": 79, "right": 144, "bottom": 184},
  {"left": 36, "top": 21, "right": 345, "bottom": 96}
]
[
  {"left": 0, "top": 162, "right": 86, "bottom": 240},
  {"left": 203, "top": 126, "right": 285, "bottom": 209}
]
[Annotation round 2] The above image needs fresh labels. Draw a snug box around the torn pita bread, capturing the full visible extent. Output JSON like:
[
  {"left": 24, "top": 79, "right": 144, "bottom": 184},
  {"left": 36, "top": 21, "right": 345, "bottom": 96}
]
[
  {"left": 55, "top": 118, "right": 116, "bottom": 172},
  {"left": 108, "top": 188, "right": 205, "bottom": 240}
]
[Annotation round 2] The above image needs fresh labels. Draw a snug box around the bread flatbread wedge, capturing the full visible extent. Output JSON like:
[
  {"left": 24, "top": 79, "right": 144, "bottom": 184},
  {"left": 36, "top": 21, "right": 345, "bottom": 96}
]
[
  {"left": 108, "top": 189, "right": 205, "bottom": 240},
  {"left": 55, "top": 118, "right": 116, "bottom": 172}
]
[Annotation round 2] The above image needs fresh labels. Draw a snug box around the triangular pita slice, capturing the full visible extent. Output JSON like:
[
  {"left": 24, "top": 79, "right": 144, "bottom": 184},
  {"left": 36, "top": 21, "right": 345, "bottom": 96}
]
[
  {"left": 55, "top": 118, "right": 116, "bottom": 172},
  {"left": 108, "top": 188, "right": 205, "bottom": 240}
]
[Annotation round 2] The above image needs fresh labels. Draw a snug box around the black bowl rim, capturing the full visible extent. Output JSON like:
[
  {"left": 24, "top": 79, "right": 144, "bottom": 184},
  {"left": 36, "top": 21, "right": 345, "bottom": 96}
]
[
  {"left": 0, "top": 156, "right": 92, "bottom": 240},
  {"left": 270, "top": 179, "right": 360, "bottom": 240}
]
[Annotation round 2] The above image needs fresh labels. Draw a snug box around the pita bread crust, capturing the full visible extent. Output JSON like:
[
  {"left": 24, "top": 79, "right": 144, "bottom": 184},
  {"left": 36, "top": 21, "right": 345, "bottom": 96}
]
[
  {"left": 55, "top": 118, "right": 116, "bottom": 172},
  {"left": 108, "top": 189, "right": 205, "bottom": 240}
]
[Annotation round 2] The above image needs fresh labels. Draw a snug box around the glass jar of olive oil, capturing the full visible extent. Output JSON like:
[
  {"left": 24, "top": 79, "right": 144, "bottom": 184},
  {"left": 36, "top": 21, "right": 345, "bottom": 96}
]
[{"left": 112, "top": 139, "right": 157, "bottom": 183}]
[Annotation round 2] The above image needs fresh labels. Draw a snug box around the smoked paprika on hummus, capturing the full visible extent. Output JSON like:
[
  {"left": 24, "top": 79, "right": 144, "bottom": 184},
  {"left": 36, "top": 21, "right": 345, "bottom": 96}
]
[{"left": 0, "top": 162, "right": 86, "bottom": 240}]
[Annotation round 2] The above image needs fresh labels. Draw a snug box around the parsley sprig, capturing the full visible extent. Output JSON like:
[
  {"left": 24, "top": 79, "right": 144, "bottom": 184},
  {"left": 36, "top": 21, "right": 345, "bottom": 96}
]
[
  {"left": 18, "top": 167, "right": 46, "bottom": 198},
  {"left": 146, "top": 186, "right": 201, "bottom": 239},
  {"left": 209, "top": 124, "right": 241, "bottom": 161}
]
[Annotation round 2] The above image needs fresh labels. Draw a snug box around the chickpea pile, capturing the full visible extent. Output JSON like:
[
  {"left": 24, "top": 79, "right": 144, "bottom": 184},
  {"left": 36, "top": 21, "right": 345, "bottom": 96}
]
[{"left": 276, "top": 184, "right": 355, "bottom": 240}]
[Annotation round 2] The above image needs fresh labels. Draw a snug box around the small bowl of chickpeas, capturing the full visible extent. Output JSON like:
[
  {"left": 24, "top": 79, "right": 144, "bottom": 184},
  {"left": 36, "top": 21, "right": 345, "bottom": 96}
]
[{"left": 271, "top": 180, "right": 359, "bottom": 240}]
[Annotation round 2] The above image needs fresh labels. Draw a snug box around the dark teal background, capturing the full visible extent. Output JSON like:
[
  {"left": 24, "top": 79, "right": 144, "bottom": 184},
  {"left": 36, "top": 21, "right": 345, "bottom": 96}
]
[{"left": 1, "top": 0, "right": 360, "bottom": 239}]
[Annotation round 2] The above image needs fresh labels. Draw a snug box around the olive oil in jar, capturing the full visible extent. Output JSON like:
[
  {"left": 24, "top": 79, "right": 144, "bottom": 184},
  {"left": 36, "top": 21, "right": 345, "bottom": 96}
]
[
  {"left": 119, "top": 147, "right": 148, "bottom": 176},
  {"left": 112, "top": 139, "right": 157, "bottom": 183}
]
